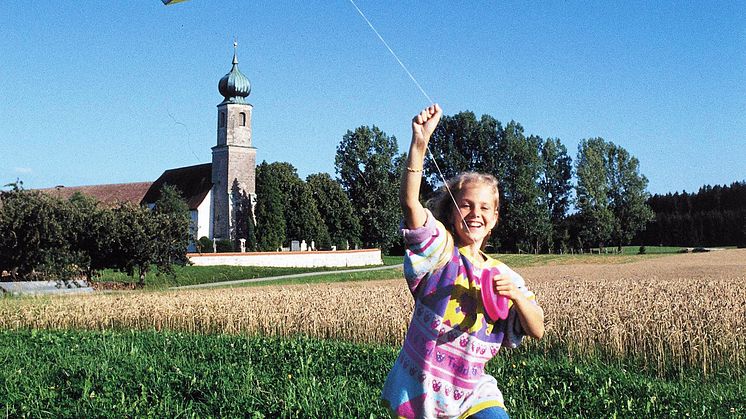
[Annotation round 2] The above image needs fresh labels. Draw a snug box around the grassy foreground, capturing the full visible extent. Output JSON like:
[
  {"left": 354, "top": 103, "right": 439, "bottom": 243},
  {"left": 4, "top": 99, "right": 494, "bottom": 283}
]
[{"left": 1, "top": 329, "right": 743, "bottom": 418}]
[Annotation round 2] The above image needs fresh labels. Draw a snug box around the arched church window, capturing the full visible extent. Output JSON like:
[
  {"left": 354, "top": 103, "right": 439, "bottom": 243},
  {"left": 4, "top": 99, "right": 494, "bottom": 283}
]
[
  {"left": 219, "top": 112, "right": 226, "bottom": 128},
  {"left": 239, "top": 112, "right": 246, "bottom": 126}
]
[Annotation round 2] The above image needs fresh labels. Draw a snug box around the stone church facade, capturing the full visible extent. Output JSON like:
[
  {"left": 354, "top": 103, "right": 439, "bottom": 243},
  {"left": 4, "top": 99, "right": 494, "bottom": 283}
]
[{"left": 42, "top": 45, "right": 256, "bottom": 251}]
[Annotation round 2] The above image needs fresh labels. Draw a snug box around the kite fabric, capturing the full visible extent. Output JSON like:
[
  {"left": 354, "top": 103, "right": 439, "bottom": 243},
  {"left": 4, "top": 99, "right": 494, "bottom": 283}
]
[{"left": 161, "top": 0, "right": 189, "bottom": 5}]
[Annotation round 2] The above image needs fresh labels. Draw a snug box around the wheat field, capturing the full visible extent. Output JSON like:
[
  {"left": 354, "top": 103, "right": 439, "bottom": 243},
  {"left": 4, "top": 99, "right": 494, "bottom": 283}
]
[{"left": 1, "top": 249, "right": 744, "bottom": 376}]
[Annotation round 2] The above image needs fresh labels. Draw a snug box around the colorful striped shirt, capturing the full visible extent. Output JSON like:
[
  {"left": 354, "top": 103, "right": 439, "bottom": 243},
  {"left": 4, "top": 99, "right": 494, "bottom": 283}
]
[{"left": 382, "top": 210, "right": 536, "bottom": 418}]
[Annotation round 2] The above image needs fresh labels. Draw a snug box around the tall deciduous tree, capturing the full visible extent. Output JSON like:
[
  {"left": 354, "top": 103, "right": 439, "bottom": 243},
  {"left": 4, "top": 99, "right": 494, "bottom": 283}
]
[
  {"left": 255, "top": 161, "right": 287, "bottom": 251},
  {"left": 307, "top": 173, "right": 362, "bottom": 250},
  {"left": 425, "top": 111, "right": 502, "bottom": 185},
  {"left": 0, "top": 188, "right": 77, "bottom": 280},
  {"left": 254, "top": 161, "right": 330, "bottom": 250},
  {"left": 539, "top": 137, "right": 573, "bottom": 252},
  {"left": 286, "top": 180, "right": 331, "bottom": 250},
  {"left": 494, "top": 124, "right": 552, "bottom": 253},
  {"left": 335, "top": 126, "right": 402, "bottom": 253},
  {"left": 605, "top": 143, "right": 654, "bottom": 250},
  {"left": 575, "top": 138, "right": 653, "bottom": 250},
  {"left": 68, "top": 192, "right": 112, "bottom": 280},
  {"left": 152, "top": 184, "right": 191, "bottom": 273},
  {"left": 575, "top": 138, "right": 615, "bottom": 249}
]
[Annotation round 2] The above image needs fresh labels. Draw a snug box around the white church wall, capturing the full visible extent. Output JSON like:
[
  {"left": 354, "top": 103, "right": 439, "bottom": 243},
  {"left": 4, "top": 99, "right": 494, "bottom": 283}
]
[
  {"left": 187, "top": 249, "right": 383, "bottom": 268},
  {"left": 197, "top": 190, "right": 212, "bottom": 240}
]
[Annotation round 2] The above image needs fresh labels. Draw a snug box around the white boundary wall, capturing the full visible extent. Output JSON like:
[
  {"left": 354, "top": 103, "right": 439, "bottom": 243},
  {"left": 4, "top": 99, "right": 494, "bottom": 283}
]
[{"left": 187, "top": 249, "right": 382, "bottom": 268}]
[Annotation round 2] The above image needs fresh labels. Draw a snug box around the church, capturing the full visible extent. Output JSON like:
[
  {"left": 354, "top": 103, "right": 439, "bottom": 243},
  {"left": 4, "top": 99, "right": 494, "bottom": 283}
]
[{"left": 42, "top": 45, "right": 256, "bottom": 251}]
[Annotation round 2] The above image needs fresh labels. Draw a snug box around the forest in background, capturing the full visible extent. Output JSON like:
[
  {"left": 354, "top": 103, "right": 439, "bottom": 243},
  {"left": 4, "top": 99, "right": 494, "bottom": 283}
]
[{"left": 636, "top": 181, "right": 746, "bottom": 247}]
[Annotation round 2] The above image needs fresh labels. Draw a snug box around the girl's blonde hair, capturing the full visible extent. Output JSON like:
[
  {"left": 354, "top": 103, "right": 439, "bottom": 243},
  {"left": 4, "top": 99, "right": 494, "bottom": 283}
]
[{"left": 428, "top": 172, "right": 500, "bottom": 242}]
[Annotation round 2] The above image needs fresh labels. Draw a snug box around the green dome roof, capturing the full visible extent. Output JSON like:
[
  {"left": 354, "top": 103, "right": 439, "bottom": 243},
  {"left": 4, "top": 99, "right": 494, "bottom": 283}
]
[{"left": 218, "top": 44, "right": 251, "bottom": 104}]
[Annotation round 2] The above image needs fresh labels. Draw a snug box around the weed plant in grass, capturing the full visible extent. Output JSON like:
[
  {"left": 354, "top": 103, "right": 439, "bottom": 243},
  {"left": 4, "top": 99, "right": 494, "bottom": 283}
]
[{"left": 0, "top": 329, "right": 743, "bottom": 418}]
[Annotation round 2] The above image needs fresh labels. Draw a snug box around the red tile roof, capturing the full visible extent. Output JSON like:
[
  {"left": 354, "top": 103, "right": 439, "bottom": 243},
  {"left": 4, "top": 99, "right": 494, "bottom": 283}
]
[
  {"left": 33, "top": 163, "right": 214, "bottom": 210},
  {"left": 37, "top": 182, "right": 153, "bottom": 207}
]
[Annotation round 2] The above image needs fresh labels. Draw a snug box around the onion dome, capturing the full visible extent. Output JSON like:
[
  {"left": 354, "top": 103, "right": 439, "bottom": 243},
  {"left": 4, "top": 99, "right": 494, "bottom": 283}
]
[{"left": 218, "top": 42, "right": 251, "bottom": 104}]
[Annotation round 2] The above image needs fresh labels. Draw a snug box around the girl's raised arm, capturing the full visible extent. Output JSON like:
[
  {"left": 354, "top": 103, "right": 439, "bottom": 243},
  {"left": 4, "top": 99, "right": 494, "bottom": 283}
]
[{"left": 400, "top": 104, "right": 442, "bottom": 229}]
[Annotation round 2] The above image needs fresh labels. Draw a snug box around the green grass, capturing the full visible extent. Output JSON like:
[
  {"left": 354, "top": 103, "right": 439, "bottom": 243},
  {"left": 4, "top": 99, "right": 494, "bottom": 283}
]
[
  {"left": 94, "top": 246, "right": 689, "bottom": 290},
  {"left": 0, "top": 329, "right": 743, "bottom": 418},
  {"left": 96, "top": 261, "right": 404, "bottom": 290},
  {"left": 225, "top": 266, "right": 405, "bottom": 289}
]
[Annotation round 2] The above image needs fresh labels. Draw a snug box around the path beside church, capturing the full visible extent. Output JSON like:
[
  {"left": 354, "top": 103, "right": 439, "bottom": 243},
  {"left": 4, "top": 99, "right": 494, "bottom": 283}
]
[{"left": 169, "top": 264, "right": 404, "bottom": 290}]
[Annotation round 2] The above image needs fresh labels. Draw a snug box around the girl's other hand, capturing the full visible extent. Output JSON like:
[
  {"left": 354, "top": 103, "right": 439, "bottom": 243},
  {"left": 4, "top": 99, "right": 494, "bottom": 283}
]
[{"left": 411, "top": 104, "right": 442, "bottom": 148}]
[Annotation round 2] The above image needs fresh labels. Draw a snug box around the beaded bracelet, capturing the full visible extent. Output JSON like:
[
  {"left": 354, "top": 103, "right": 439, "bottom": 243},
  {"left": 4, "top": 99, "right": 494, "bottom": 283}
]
[{"left": 406, "top": 166, "right": 423, "bottom": 173}]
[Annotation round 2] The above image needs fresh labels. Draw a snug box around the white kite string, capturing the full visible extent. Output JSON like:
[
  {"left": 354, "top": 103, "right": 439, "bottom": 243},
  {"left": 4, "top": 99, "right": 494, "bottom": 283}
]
[{"left": 348, "top": 0, "right": 471, "bottom": 234}]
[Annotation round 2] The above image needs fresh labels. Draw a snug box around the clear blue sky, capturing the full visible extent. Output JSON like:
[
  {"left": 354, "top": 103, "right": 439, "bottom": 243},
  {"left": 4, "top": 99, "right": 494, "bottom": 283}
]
[{"left": 1, "top": 1, "right": 744, "bottom": 195}]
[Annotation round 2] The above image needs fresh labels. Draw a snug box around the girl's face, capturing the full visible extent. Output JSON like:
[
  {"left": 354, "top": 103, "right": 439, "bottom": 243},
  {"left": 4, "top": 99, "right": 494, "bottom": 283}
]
[{"left": 451, "top": 183, "right": 498, "bottom": 247}]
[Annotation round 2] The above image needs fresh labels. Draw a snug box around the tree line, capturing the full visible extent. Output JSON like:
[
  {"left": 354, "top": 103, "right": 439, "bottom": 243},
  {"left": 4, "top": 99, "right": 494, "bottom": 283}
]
[
  {"left": 1, "top": 109, "right": 669, "bottom": 278},
  {"left": 246, "top": 111, "right": 655, "bottom": 255},
  {"left": 0, "top": 183, "right": 190, "bottom": 282},
  {"left": 635, "top": 181, "right": 746, "bottom": 247}
]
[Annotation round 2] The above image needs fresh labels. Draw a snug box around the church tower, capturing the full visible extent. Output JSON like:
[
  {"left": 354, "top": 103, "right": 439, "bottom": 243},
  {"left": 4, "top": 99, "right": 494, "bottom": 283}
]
[{"left": 212, "top": 43, "right": 256, "bottom": 240}]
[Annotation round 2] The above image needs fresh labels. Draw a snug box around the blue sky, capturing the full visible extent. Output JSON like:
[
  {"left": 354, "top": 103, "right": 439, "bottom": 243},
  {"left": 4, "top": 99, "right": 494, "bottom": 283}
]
[{"left": 1, "top": 1, "right": 744, "bottom": 195}]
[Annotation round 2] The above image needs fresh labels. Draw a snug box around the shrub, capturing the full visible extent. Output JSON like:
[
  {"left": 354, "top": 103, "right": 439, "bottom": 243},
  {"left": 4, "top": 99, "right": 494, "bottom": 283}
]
[
  {"left": 638, "top": 245, "right": 646, "bottom": 255},
  {"left": 215, "top": 239, "right": 234, "bottom": 253},
  {"left": 197, "top": 236, "right": 214, "bottom": 253}
]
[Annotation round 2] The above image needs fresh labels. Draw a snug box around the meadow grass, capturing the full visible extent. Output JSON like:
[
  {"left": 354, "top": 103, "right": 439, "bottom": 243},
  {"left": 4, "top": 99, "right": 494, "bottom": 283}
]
[
  {"left": 0, "top": 329, "right": 742, "bottom": 418},
  {"left": 96, "top": 261, "right": 404, "bottom": 290},
  {"left": 94, "top": 247, "right": 673, "bottom": 290}
]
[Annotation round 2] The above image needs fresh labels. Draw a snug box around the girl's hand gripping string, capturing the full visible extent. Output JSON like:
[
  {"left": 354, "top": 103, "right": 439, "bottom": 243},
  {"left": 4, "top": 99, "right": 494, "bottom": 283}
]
[
  {"left": 411, "top": 104, "right": 442, "bottom": 152},
  {"left": 401, "top": 104, "right": 442, "bottom": 230}
]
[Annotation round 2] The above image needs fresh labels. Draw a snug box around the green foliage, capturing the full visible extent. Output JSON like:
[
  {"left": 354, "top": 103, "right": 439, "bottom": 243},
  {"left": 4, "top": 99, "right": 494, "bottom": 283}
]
[
  {"left": 638, "top": 245, "right": 647, "bottom": 254},
  {"left": 306, "top": 173, "right": 361, "bottom": 250},
  {"left": 152, "top": 184, "right": 191, "bottom": 274},
  {"left": 424, "top": 113, "right": 573, "bottom": 254},
  {"left": 335, "top": 126, "right": 402, "bottom": 253},
  {"left": 539, "top": 138, "right": 573, "bottom": 253},
  {"left": 107, "top": 203, "right": 158, "bottom": 283},
  {"left": 0, "top": 189, "right": 85, "bottom": 280},
  {"left": 575, "top": 138, "right": 616, "bottom": 248},
  {"left": 286, "top": 181, "right": 331, "bottom": 250},
  {"left": 639, "top": 181, "right": 746, "bottom": 247},
  {"left": 575, "top": 138, "right": 654, "bottom": 250},
  {"left": 255, "top": 162, "right": 331, "bottom": 251},
  {"left": 0, "top": 329, "right": 742, "bottom": 418},
  {"left": 255, "top": 161, "right": 287, "bottom": 251},
  {"left": 95, "top": 262, "right": 401, "bottom": 289},
  {"left": 495, "top": 125, "right": 552, "bottom": 253},
  {"left": 605, "top": 143, "right": 655, "bottom": 250},
  {"left": 0, "top": 183, "right": 190, "bottom": 282},
  {"left": 426, "top": 111, "right": 502, "bottom": 183},
  {"left": 67, "top": 192, "right": 112, "bottom": 279},
  {"left": 214, "top": 239, "right": 235, "bottom": 253},
  {"left": 197, "top": 236, "right": 214, "bottom": 253}
]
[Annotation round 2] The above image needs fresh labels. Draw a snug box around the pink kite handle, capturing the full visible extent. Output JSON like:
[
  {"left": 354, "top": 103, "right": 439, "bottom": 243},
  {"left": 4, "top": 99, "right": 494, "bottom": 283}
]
[{"left": 480, "top": 268, "right": 509, "bottom": 321}]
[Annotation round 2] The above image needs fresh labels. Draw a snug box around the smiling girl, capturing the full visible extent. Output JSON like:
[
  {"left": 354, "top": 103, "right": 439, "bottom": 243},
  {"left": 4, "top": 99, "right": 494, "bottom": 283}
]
[{"left": 381, "top": 104, "right": 544, "bottom": 419}]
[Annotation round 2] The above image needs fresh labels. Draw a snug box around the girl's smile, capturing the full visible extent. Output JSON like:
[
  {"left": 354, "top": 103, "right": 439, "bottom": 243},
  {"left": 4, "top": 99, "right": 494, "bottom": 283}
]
[{"left": 451, "top": 183, "right": 498, "bottom": 251}]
